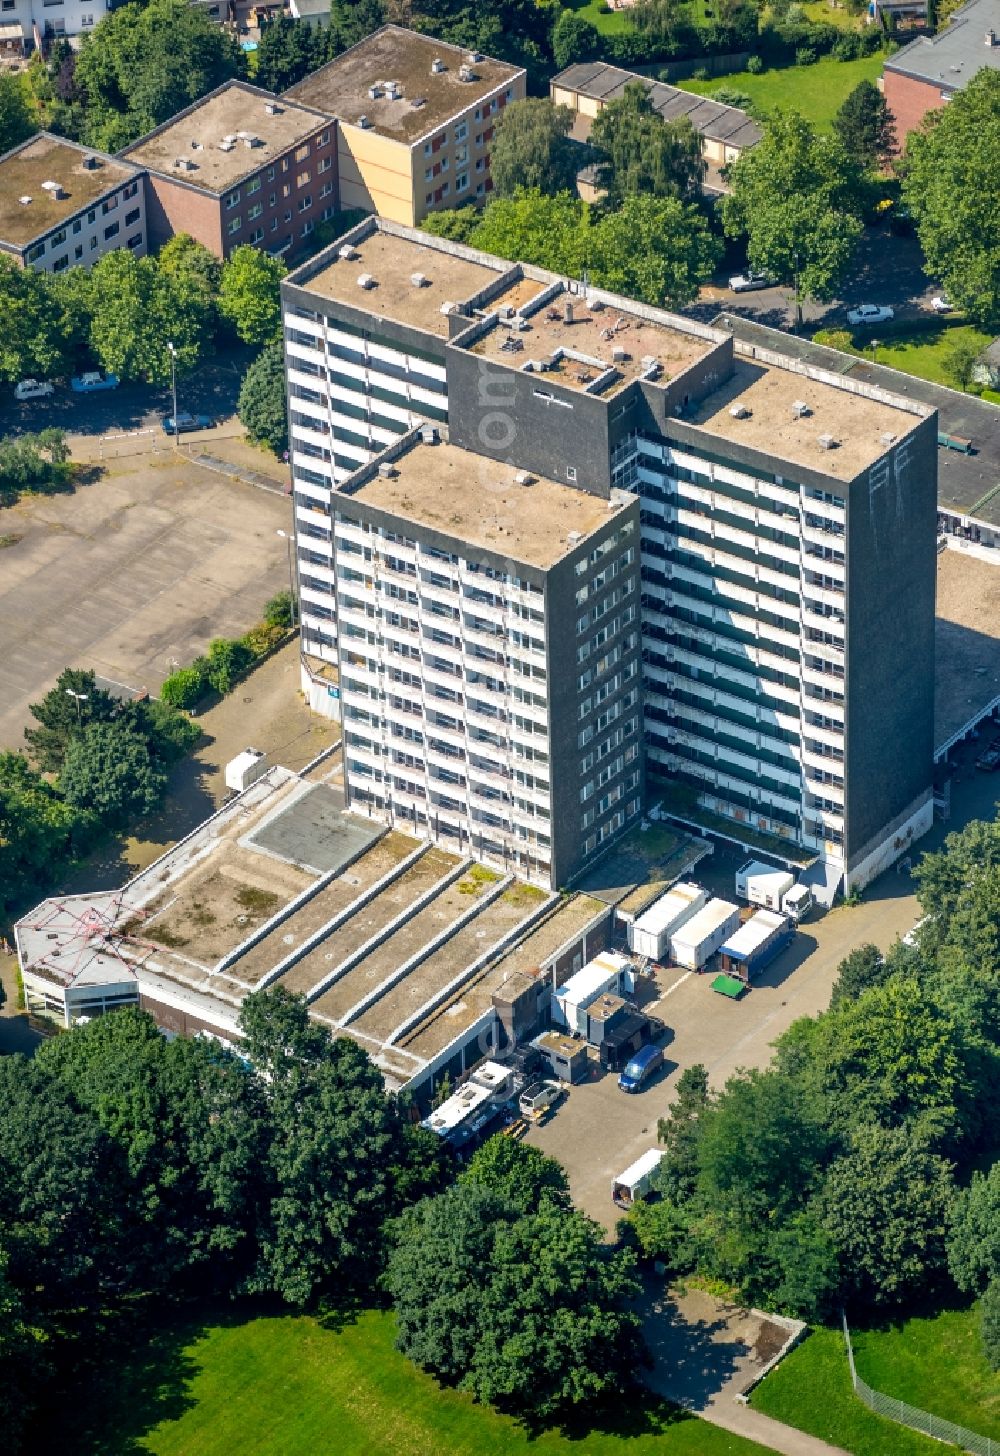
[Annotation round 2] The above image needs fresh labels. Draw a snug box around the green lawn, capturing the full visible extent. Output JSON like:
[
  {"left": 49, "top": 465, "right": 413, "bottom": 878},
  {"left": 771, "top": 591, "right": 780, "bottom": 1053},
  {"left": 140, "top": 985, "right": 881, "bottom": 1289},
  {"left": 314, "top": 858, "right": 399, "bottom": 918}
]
[
  {"left": 561, "top": 0, "right": 634, "bottom": 37},
  {"left": 871, "top": 322, "right": 994, "bottom": 387},
  {"left": 41, "top": 1307, "right": 772, "bottom": 1456},
  {"left": 801, "top": 0, "right": 863, "bottom": 29},
  {"left": 678, "top": 52, "right": 887, "bottom": 129},
  {"left": 852, "top": 1304, "right": 1000, "bottom": 1441},
  {"left": 751, "top": 1326, "right": 946, "bottom": 1456}
]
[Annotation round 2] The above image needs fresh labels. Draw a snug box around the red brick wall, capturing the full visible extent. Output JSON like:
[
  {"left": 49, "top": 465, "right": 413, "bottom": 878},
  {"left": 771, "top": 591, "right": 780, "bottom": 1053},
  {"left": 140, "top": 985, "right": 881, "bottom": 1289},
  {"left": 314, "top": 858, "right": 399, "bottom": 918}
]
[
  {"left": 883, "top": 68, "right": 948, "bottom": 149},
  {"left": 143, "top": 174, "right": 225, "bottom": 256}
]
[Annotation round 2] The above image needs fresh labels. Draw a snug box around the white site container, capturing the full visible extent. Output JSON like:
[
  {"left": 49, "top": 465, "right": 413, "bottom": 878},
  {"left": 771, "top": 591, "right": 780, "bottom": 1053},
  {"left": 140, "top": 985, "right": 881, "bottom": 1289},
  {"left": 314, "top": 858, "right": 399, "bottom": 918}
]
[
  {"left": 629, "top": 881, "right": 707, "bottom": 961},
  {"left": 552, "top": 951, "right": 634, "bottom": 1036},
  {"left": 225, "top": 748, "right": 268, "bottom": 794},
  {"left": 669, "top": 898, "right": 741, "bottom": 971},
  {"left": 612, "top": 1148, "right": 665, "bottom": 1206}
]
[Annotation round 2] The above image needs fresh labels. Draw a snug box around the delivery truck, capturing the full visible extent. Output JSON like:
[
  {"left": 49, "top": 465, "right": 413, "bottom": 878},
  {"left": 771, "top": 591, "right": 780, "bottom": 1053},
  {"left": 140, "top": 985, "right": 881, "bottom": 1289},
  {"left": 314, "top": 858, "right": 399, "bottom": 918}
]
[
  {"left": 669, "top": 897, "right": 741, "bottom": 971},
  {"left": 628, "top": 881, "right": 707, "bottom": 961},
  {"left": 735, "top": 859, "right": 812, "bottom": 922},
  {"left": 612, "top": 1149, "right": 665, "bottom": 1207},
  {"left": 719, "top": 909, "right": 794, "bottom": 981}
]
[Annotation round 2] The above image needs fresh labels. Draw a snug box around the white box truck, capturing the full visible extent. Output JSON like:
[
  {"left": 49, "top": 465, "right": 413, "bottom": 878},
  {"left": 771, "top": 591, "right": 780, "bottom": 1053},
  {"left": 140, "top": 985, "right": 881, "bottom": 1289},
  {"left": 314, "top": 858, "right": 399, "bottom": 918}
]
[
  {"left": 670, "top": 898, "right": 741, "bottom": 971},
  {"left": 612, "top": 1148, "right": 665, "bottom": 1207},
  {"left": 629, "top": 881, "right": 707, "bottom": 961},
  {"left": 735, "top": 859, "right": 812, "bottom": 922}
]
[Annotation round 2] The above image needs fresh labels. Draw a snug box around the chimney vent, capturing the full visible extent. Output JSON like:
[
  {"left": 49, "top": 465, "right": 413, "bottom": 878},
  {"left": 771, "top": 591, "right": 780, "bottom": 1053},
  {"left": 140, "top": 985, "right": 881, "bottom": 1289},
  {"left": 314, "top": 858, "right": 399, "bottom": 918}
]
[
  {"left": 611, "top": 345, "right": 629, "bottom": 363},
  {"left": 987, "top": 28, "right": 997, "bottom": 44},
  {"left": 378, "top": 461, "right": 398, "bottom": 478},
  {"left": 368, "top": 83, "right": 383, "bottom": 100},
  {"left": 420, "top": 425, "right": 439, "bottom": 444},
  {"left": 791, "top": 399, "right": 810, "bottom": 418},
  {"left": 817, "top": 433, "right": 838, "bottom": 450},
  {"left": 338, "top": 243, "right": 358, "bottom": 260},
  {"left": 410, "top": 271, "right": 429, "bottom": 287},
  {"left": 357, "top": 273, "right": 376, "bottom": 290},
  {"left": 81, "top": 154, "right": 99, "bottom": 170},
  {"left": 513, "top": 470, "right": 534, "bottom": 486},
  {"left": 41, "top": 179, "right": 64, "bottom": 198},
  {"left": 563, "top": 299, "right": 574, "bottom": 324},
  {"left": 729, "top": 403, "right": 751, "bottom": 419},
  {"left": 357, "top": 114, "right": 372, "bottom": 129},
  {"left": 431, "top": 57, "right": 445, "bottom": 74}
]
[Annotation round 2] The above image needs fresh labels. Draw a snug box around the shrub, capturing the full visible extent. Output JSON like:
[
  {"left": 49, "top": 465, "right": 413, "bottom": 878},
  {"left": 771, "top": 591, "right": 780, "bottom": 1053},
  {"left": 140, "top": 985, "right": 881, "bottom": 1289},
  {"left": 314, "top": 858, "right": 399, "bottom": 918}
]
[
  {"left": 812, "top": 328, "right": 858, "bottom": 354},
  {"left": 746, "top": 54, "right": 764, "bottom": 73},
  {"left": 982, "top": 1280, "right": 1000, "bottom": 1371},
  {"left": 160, "top": 664, "right": 207, "bottom": 710},
  {"left": 241, "top": 622, "right": 286, "bottom": 659},
  {"left": 795, "top": 45, "right": 817, "bottom": 65},
  {"left": 263, "top": 590, "right": 295, "bottom": 629},
  {"left": 205, "top": 637, "right": 252, "bottom": 695}
]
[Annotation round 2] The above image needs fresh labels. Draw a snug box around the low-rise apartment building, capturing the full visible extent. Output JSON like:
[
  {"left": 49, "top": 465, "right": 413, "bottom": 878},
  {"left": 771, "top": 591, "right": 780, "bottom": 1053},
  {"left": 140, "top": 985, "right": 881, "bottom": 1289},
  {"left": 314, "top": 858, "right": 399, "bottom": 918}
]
[
  {"left": 120, "top": 80, "right": 337, "bottom": 260},
  {"left": 0, "top": 132, "right": 146, "bottom": 272},
  {"left": 286, "top": 25, "right": 526, "bottom": 225},
  {"left": 883, "top": 0, "right": 1000, "bottom": 141},
  {"left": 281, "top": 219, "right": 939, "bottom": 900}
]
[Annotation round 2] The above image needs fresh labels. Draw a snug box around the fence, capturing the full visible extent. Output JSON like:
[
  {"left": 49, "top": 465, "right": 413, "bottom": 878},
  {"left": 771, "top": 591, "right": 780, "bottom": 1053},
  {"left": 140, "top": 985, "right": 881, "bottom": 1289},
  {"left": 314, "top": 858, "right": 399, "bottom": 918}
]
[{"left": 841, "top": 1313, "right": 1000, "bottom": 1455}]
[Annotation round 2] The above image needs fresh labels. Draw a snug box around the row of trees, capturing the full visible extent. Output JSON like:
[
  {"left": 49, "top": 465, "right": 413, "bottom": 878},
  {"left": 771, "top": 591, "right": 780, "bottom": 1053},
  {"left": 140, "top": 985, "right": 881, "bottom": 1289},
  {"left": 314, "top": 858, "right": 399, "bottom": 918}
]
[
  {"left": 632, "top": 815, "right": 1000, "bottom": 1345},
  {"left": 1, "top": 668, "right": 198, "bottom": 913},
  {"left": 0, "top": 237, "right": 284, "bottom": 388},
  {"left": 0, "top": 990, "right": 447, "bottom": 1452},
  {"left": 0, "top": 429, "right": 70, "bottom": 506}
]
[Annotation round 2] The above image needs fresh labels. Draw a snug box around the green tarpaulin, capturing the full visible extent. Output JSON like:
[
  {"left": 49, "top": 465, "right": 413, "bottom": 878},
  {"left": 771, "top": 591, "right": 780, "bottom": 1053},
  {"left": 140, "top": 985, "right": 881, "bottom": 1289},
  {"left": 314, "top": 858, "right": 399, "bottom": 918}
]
[{"left": 711, "top": 974, "right": 746, "bottom": 1000}]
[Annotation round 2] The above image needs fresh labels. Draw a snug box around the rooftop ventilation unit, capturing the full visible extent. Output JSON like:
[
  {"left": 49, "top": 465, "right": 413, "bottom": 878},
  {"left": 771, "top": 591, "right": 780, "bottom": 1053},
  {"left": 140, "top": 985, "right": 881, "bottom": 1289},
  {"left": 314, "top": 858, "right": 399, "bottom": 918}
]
[
  {"left": 440, "top": 300, "right": 458, "bottom": 315},
  {"left": 880, "top": 431, "right": 897, "bottom": 445},
  {"left": 410, "top": 271, "right": 429, "bottom": 287},
  {"left": 378, "top": 461, "right": 398, "bottom": 478},
  {"left": 611, "top": 345, "right": 629, "bottom": 363},
  {"left": 567, "top": 530, "right": 583, "bottom": 544},
  {"left": 817, "top": 433, "right": 838, "bottom": 450},
  {"left": 420, "top": 425, "right": 439, "bottom": 444},
  {"left": 458, "top": 64, "right": 475, "bottom": 82},
  {"left": 411, "top": 96, "right": 427, "bottom": 109},
  {"left": 357, "top": 273, "right": 376, "bottom": 289},
  {"left": 512, "top": 316, "right": 528, "bottom": 332},
  {"left": 368, "top": 83, "right": 383, "bottom": 100},
  {"left": 173, "top": 157, "right": 196, "bottom": 171},
  {"left": 81, "top": 154, "right": 99, "bottom": 170},
  {"left": 41, "top": 179, "right": 64, "bottom": 198},
  {"left": 987, "top": 27, "right": 997, "bottom": 45},
  {"left": 729, "top": 403, "right": 751, "bottom": 419},
  {"left": 431, "top": 57, "right": 445, "bottom": 74},
  {"left": 357, "top": 114, "right": 372, "bottom": 130},
  {"left": 587, "top": 294, "right": 604, "bottom": 311},
  {"left": 264, "top": 102, "right": 282, "bottom": 116},
  {"left": 500, "top": 336, "right": 524, "bottom": 353},
  {"left": 563, "top": 299, "right": 575, "bottom": 324},
  {"left": 241, "top": 133, "right": 260, "bottom": 149},
  {"left": 467, "top": 50, "right": 484, "bottom": 62},
  {"left": 791, "top": 399, "right": 810, "bottom": 418},
  {"left": 219, "top": 139, "right": 235, "bottom": 151},
  {"left": 499, "top": 305, "right": 514, "bottom": 319},
  {"left": 338, "top": 243, "right": 358, "bottom": 260},
  {"left": 514, "top": 470, "right": 534, "bottom": 486},
  {"left": 384, "top": 79, "right": 401, "bottom": 100},
  {"left": 18, "top": 195, "right": 31, "bottom": 206}
]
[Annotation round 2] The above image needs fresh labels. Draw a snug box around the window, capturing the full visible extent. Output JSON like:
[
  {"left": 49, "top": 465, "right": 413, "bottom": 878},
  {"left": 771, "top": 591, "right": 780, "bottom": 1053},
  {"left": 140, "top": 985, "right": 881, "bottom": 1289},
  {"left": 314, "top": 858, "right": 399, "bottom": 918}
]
[
  {"left": 123, "top": 181, "right": 138, "bottom": 199},
  {"left": 475, "top": 157, "right": 484, "bottom": 173},
  {"left": 281, "top": 157, "right": 290, "bottom": 173},
  {"left": 270, "top": 218, "right": 278, "bottom": 232},
  {"left": 454, "top": 121, "right": 467, "bottom": 142},
  {"left": 301, "top": 220, "right": 313, "bottom": 237},
  {"left": 267, "top": 166, "right": 275, "bottom": 181},
  {"left": 227, "top": 217, "right": 241, "bottom": 235},
  {"left": 71, "top": 217, "right": 82, "bottom": 234},
  {"left": 318, "top": 156, "right": 332, "bottom": 173},
  {"left": 103, "top": 221, "right": 119, "bottom": 239},
  {"left": 52, "top": 254, "right": 69, "bottom": 271},
  {"left": 51, "top": 227, "right": 67, "bottom": 245},
  {"left": 74, "top": 244, "right": 83, "bottom": 260},
  {"left": 295, "top": 143, "right": 310, "bottom": 161},
  {"left": 320, "top": 181, "right": 334, "bottom": 198},
  {"left": 456, "top": 172, "right": 468, "bottom": 192},
  {"left": 248, "top": 202, "right": 263, "bottom": 220},
  {"left": 284, "top": 209, "right": 292, "bottom": 222},
  {"left": 125, "top": 207, "right": 140, "bottom": 225},
  {"left": 1, "top": 1, "right": 14, "bottom": 9},
  {"left": 126, "top": 232, "right": 142, "bottom": 249},
  {"left": 282, "top": 182, "right": 291, "bottom": 198},
  {"left": 89, "top": 235, "right": 98, "bottom": 250},
  {"left": 245, "top": 176, "right": 261, "bottom": 195},
  {"left": 250, "top": 226, "right": 264, "bottom": 244},
  {"left": 567, "top": 466, "right": 577, "bottom": 482},
  {"left": 296, "top": 170, "right": 310, "bottom": 187},
  {"left": 455, "top": 144, "right": 468, "bottom": 165},
  {"left": 87, "top": 209, "right": 95, "bottom": 224},
  {"left": 319, "top": 129, "right": 331, "bottom": 145},
  {"left": 297, "top": 194, "right": 312, "bottom": 212}
]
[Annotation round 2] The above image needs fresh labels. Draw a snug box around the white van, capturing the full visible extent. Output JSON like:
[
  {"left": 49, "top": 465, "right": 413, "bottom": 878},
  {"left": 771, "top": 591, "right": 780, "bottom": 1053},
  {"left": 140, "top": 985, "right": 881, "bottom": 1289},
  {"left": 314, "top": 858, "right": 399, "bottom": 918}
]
[{"left": 518, "top": 1080, "right": 563, "bottom": 1120}]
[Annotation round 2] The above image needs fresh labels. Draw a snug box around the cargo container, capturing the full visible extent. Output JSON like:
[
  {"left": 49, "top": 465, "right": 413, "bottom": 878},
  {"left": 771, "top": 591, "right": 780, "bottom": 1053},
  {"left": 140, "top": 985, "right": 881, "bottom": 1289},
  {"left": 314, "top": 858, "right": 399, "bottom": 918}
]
[
  {"left": 612, "top": 1149, "right": 665, "bottom": 1207},
  {"left": 735, "top": 859, "right": 812, "bottom": 922},
  {"left": 628, "top": 881, "right": 707, "bottom": 961},
  {"left": 719, "top": 909, "right": 794, "bottom": 981},
  {"left": 551, "top": 951, "right": 635, "bottom": 1035},
  {"left": 532, "top": 1030, "right": 589, "bottom": 1083},
  {"left": 586, "top": 992, "right": 630, "bottom": 1046},
  {"left": 225, "top": 747, "right": 268, "bottom": 793},
  {"left": 670, "top": 898, "right": 741, "bottom": 971},
  {"left": 600, "top": 1013, "right": 655, "bottom": 1071}
]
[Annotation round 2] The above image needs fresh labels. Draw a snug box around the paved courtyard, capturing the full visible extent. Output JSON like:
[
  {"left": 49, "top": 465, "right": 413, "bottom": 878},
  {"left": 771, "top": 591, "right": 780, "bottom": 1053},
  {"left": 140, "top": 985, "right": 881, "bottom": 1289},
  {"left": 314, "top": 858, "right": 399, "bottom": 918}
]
[{"left": 0, "top": 448, "right": 292, "bottom": 750}]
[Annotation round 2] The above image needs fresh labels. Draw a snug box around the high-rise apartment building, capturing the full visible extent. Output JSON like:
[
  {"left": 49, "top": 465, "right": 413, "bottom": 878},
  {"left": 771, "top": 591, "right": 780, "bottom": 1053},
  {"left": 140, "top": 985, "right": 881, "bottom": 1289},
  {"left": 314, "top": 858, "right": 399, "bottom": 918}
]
[{"left": 281, "top": 218, "right": 939, "bottom": 899}]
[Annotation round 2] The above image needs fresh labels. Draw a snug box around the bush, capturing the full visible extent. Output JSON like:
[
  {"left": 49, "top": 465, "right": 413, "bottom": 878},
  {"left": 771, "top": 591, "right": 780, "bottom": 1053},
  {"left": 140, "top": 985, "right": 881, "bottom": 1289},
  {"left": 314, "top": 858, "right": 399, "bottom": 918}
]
[
  {"left": 746, "top": 54, "right": 764, "bottom": 73},
  {"left": 206, "top": 637, "right": 252, "bottom": 695},
  {"left": 795, "top": 45, "right": 817, "bottom": 64},
  {"left": 982, "top": 1281, "right": 1000, "bottom": 1371},
  {"left": 241, "top": 622, "right": 286, "bottom": 659},
  {"left": 263, "top": 590, "right": 295, "bottom": 629},
  {"left": 812, "top": 328, "right": 858, "bottom": 353},
  {"left": 159, "top": 664, "right": 207, "bottom": 710}
]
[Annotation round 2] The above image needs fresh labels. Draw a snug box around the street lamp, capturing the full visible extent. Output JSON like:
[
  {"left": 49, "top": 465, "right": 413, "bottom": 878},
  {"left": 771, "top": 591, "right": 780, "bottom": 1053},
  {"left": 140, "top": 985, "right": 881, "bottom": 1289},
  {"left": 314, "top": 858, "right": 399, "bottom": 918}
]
[
  {"left": 167, "top": 340, "right": 178, "bottom": 449},
  {"left": 276, "top": 529, "right": 297, "bottom": 627},
  {"left": 65, "top": 688, "right": 88, "bottom": 727}
]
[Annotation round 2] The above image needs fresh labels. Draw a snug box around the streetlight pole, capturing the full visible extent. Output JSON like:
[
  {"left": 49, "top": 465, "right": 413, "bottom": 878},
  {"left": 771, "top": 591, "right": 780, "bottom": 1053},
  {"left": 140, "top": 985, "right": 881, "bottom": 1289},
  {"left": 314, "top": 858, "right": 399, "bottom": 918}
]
[
  {"left": 167, "top": 340, "right": 178, "bottom": 450},
  {"left": 276, "top": 529, "right": 297, "bottom": 628},
  {"left": 65, "top": 688, "right": 88, "bottom": 727}
]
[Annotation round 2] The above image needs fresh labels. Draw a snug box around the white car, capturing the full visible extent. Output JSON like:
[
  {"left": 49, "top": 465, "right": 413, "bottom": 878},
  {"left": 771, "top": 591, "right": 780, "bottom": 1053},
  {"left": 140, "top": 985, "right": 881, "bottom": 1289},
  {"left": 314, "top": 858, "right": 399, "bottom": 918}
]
[
  {"left": 14, "top": 378, "right": 55, "bottom": 401},
  {"left": 930, "top": 294, "right": 952, "bottom": 313},
  {"left": 729, "top": 271, "right": 770, "bottom": 292},
  {"left": 846, "top": 304, "right": 894, "bottom": 326}
]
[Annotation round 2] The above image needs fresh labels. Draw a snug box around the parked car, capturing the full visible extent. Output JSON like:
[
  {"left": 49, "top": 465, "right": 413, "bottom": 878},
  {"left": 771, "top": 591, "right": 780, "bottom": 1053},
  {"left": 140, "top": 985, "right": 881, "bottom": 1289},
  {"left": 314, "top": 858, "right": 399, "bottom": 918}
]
[
  {"left": 930, "top": 295, "right": 952, "bottom": 314},
  {"left": 976, "top": 745, "right": 1000, "bottom": 772},
  {"left": 518, "top": 1079, "right": 564, "bottom": 1121},
  {"left": 847, "top": 304, "right": 894, "bottom": 326},
  {"left": 71, "top": 371, "right": 119, "bottom": 393},
  {"left": 729, "top": 271, "right": 770, "bottom": 293},
  {"left": 161, "top": 411, "right": 216, "bottom": 435},
  {"left": 14, "top": 378, "right": 55, "bottom": 401},
  {"left": 618, "top": 1042, "right": 665, "bottom": 1094}
]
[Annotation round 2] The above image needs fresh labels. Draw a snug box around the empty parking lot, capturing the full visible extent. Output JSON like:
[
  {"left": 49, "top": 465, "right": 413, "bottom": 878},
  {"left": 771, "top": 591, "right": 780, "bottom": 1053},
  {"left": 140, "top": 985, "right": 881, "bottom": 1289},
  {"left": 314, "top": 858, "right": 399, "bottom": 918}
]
[{"left": 0, "top": 448, "right": 291, "bottom": 749}]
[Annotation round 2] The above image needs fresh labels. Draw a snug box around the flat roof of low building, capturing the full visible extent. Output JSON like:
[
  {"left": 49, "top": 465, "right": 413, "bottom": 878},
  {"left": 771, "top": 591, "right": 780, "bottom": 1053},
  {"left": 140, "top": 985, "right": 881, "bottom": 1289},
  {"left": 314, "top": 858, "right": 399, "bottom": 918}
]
[
  {"left": 0, "top": 133, "right": 140, "bottom": 251},
  {"left": 121, "top": 81, "right": 329, "bottom": 194},
  {"left": 885, "top": 0, "right": 1000, "bottom": 87},
  {"left": 293, "top": 226, "right": 512, "bottom": 336},
  {"left": 689, "top": 356, "right": 924, "bottom": 481},
  {"left": 343, "top": 435, "right": 635, "bottom": 569},
  {"left": 467, "top": 282, "right": 722, "bottom": 398},
  {"left": 716, "top": 314, "right": 1000, "bottom": 526},
  {"left": 934, "top": 545, "right": 1000, "bottom": 751},
  {"left": 552, "top": 61, "right": 763, "bottom": 151},
  {"left": 286, "top": 25, "right": 523, "bottom": 144}
]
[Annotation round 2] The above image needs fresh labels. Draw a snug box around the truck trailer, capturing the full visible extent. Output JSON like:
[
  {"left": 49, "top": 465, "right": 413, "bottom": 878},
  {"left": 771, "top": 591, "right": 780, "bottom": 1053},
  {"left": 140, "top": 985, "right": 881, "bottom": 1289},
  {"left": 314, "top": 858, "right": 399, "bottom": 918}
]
[
  {"left": 719, "top": 909, "right": 794, "bottom": 981},
  {"left": 612, "top": 1148, "right": 665, "bottom": 1207},
  {"left": 628, "top": 881, "right": 707, "bottom": 961},
  {"left": 670, "top": 898, "right": 741, "bottom": 971},
  {"left": 735, "top": 859, "right": 812, "bottom": 922}
]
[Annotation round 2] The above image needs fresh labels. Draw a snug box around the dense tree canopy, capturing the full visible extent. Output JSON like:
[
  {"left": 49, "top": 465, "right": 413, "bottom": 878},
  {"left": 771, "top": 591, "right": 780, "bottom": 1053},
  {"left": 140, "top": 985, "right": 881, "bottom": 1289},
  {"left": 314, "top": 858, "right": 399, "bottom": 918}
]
[
  {"left": 219, "top": 246, "right": 286, "bottom": 347},
  {"left": 723, "top": 111, "right": 865, "bottom": 324},
  {"left": 591, "top": 81, "right": 705, "bottom": 205},
  {"left": 832, "top": 79, "right": 896, "bottom": 170},
  {"left": 0, "top": 73, "right": 37, "bottom": 155},
  {"left": 60, "top": 719, "right": 167, "bottom": 823},
  {"left": 489, "top": 98, "right": 581, "bottom": 199},
  {"left": 902, "top": 70, "right": 1000, "bottom": 327},
  {"left": 238, "top": 341, "right": 288, "bottom": 455},
  {"left": 0, "top": 257, "right": 79, "bottom": 384}
]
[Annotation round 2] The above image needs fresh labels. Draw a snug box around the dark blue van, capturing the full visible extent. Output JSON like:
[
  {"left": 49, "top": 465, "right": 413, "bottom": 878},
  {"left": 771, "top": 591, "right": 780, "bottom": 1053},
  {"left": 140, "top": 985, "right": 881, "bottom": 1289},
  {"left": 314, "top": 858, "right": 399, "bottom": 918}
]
[{"left": 618, "top": 1042, "right": 664, "bottom": 1093}]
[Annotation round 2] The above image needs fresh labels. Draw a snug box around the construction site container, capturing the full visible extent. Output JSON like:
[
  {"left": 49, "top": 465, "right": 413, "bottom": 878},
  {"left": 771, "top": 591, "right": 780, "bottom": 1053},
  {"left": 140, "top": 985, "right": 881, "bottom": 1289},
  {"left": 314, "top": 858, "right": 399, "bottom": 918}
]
[
  {"left": 670, "top": 898, "right": 741, "bottom": 971},
  {"left": 719, "top": 910, "right": 794, "bottom": 981},
  {"left": 586, "top": 992, "right": 630, "bottom": 1046},
  {"left": 612, "top": 1149, "right": 665, "bottom": 1207},
  {"left": 628, "top": 881, "right": 707, "bottom": 961},
  {"left": 225, "top": 748, "right": 268, "bottom": 793},
  {"left": 600, "top": 1013, "right": 655, "bottom": 1071},
  {"left": 552, "top": 951, "right": 634, "bottom": 1035},
  {"left": 532, "top": 1030, "right": 589, "bottom": 1083}
]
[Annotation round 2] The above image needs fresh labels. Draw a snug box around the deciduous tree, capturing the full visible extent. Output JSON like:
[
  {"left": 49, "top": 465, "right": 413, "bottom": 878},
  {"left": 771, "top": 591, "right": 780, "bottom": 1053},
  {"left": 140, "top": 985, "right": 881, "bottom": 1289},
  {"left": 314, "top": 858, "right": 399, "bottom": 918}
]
[
  {"left": 0, "top": 73, "right": 36, "bottom": 155},
  {"left": 220, "top": 246, "right": 286, "bottom": 347},
  {"left": 24, "top": 668, "right": 118, "bottom": 772},
  {"left": 552, "top": 11, "right": 600, "bottom": 70},
  {"left": 589, "top": 193, "right": 721, "bottom": 307},
  {"left": 490, "top": 98, "right": 581, "bottom": 199},
  {"left": 238, "top": 341, "right": 288, "bottom": 454},
  {"left": 60, "top": 718, "right": 167, "bottom": 822},
  {"left": 591, "top": 81, "right": 705, "bottom": 205},
  {"left": 461, "top": 1136, "right": 570, "bottom": 1214}
]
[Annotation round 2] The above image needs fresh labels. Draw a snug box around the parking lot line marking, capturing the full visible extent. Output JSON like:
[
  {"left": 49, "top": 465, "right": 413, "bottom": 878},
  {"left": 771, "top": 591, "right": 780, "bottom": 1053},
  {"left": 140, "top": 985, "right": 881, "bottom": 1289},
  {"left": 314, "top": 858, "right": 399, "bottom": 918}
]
[{"left": 659, "top": 970, "right": 694, "bottom": 1000}]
